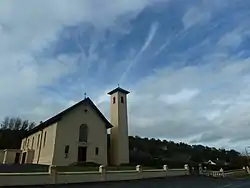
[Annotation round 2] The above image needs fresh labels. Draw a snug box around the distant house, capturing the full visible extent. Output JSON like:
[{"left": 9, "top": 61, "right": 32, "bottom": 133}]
[
  {"left": 206, "top": 160, "right": 216, "bottom": 165},
  {"left": 0, "top": 87, "right": 131, "bottom": 167},
  {"left": 204, "top": 159, "right": 229, "bottom": 166}
]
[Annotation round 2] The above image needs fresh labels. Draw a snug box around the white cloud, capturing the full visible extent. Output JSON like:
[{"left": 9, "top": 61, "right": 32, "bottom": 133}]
[
  {"left": 217, "top": 30, "right": 243, "bottom": 48},
  {"left": 182, "top": 6, "right": 210, "bottom": 29},
  {"left": 120, "top": 56, "right": 250, "bottom": 151},
  {"left": 204, "top": 110, "right": 221, "bottom": 121},
  {"left": 0, "top": 0, "right": 167, "bottom": 122},
  {"left": 1, "top": 0, "right": 250, "bottom": 153},
  {"left": 158, "top": 89, "right": 200, "bottom": 104}
]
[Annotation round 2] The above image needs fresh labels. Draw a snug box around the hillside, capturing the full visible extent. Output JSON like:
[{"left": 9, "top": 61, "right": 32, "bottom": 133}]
[
  {"left": 0, "top": 129, "right": 245, "bottom": 168},
  {"left": 128, "top": 136, "right": 245, "bottom": 168}
]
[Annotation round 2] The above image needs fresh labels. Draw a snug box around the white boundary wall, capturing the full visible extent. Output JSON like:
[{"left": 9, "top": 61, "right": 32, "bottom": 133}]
[{"left": 0, "top": 164, "right": 189, "bottom": 187}]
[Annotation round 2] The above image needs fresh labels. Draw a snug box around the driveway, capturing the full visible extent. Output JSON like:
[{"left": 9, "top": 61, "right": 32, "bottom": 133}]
[{"left": 27, "top": 176, "right": 250, "bottom": 188}]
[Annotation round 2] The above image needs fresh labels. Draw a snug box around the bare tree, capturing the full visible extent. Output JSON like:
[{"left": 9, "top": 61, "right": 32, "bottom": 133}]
[
  {"left": 8, "top": 117, "right": 16, "bottom": 130},
  {"left": 0, "top": 116, "right": 10, "bottom": 130},
  {"left": 21, "top": 120, "right": 29, "bottom": 130},
  {"left": 28, "top": 122, "right": 36, "bottom": 130},
  {"left": 0, "top": 116, "right": 36, "bottom": 131},
  {"left": 14, "top": 117, "right": 22, "bottom": 130}
]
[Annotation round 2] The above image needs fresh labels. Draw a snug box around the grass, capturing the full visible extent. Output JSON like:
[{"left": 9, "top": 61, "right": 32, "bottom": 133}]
[
  {"left": 56, "top": 165, "right": 155, "bottom": 172},
  {"left": 222, "top": 170, "right": 250, "bottom": 179},
  {"left": 56, "top": 165, "right": 98, "bottom": 172},
  {"left": 0, "top": 164, "right": 159, "bottom": 173},
  {"left": 230, "top": 173, "right": 250, "bottom": 178}
]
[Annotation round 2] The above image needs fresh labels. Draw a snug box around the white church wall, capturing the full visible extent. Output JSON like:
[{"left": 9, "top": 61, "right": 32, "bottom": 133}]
[
  {"left": 20, "top": 122, "right": 58, "bottom": 165},
  {"left": 53, "top": 102, "right": 108, "bottom": 166}
]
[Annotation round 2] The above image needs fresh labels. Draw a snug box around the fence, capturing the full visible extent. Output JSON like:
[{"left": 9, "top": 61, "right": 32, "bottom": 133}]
[
  {"left": 199, "top": 164, "right": 249, "bottom": 178},
  {"left": 0, "top": 164, "right": 189, "bottom": 187}
]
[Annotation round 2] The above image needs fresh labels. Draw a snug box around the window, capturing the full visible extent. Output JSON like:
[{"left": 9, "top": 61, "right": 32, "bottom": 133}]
[
  {"left": 121, "top": 96, "right": 124, "bottom": 103},
  {"left": 31, "top": 137, "right": 34, "bottom": 149},
  {"left": 79, "top": 124, "right": 88, "bottom": 142},
  {"left": 95, "top": 147, "right": 99, "bottom": 155},
  {"left": 65, "top": 145, "right": 69, "bottom": 158},
  {"left": 113, "top": 96, "right": 116, "bottom": 104},
  {"left": 43, "top": 131, "right": 47, "bottom": 147},
  {"left": 37, "top": 134, "right": 40, "bottom": 148},
  {"left": 27, "top": 139, "right": 29, "bottom": 148},
  {"left": 23, "top": 140, "right": 26, "bottom": 149}
]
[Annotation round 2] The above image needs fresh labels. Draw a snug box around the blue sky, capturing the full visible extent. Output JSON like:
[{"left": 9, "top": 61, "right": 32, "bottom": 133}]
[{"left": 1, "top": 0, "right": 250, "bottom": 152}]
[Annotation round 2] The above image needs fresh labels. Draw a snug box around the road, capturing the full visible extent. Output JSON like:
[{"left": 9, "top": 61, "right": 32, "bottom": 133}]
[{"left": 26, "top": 176, "right": 250, "bottom": 188}]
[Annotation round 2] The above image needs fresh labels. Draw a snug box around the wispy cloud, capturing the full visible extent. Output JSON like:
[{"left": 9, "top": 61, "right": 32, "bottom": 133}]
[
  {"left": 1, "top": 0, "right": 250, "bottom": 152},
  {"left": 127, "top": 56, "right": 250, "bottom": 150},
  {"left": 0, "top": 0, "right": 162, "bottom": 121},
  {"left": 182, "top": 6, "right": 210, "bottom": 29},
  {"left": 119, "top": 22, "right": 159, "bottom": 83},
  {"left": 158, "top": 88, "right": 200, "bottom": 104}
]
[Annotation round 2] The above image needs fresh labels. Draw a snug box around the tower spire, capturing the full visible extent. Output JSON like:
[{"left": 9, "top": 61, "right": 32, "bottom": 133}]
[{"left": 108, "top": 86, "right": 130, "bottom": 166}]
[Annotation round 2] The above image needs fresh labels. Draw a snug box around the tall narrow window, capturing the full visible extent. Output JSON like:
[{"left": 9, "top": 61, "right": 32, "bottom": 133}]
[
  {"left": 31, "top": 137, "right": 34, "bottom": 149},
  {"left": 27, "top": 139, "right": 29, "bottom": 148},
  {"left": 79, "top": 124, "right": 88, "bottom": 142},
  {"left": 95, "top": 147, "right": 99, "bottom": 155},
  {"left": 121, "top": 96, "right": 124, "bottom": 103},
  {"left": 113, "top": 96, "right": 116, "bottom": 104},
  {"left": 43, "top": 131, "right": 47, "bottom": 147},
  {"left": 23, "top": 140, "right": 26, "bottom": 149},
  {"left": 37, "top": 134, "right": 40, "bottom": 148},
  {"left": 65, "top": 145, "right": 69, "bottom": 158}
]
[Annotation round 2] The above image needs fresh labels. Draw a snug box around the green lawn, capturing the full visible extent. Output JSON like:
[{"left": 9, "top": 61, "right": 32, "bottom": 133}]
[
  {"left": 56, "top": 165, "right": 98, "bottom": 172},
  {"left": 224, "top": 170, "right": 250, "bottom": 179},
  {"left": 56, "top": 165, "right": 155, "bottom": 172},
  {"left": 231, "top": 173, "right": 250, "bottom": 178},
  {"left": 0, "top": 164, "right": 158, "bottom": 173}
]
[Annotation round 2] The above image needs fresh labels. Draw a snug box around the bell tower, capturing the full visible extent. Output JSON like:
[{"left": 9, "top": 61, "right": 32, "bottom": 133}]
[{"left": 108, "top": 86, "right": 130, "bottom": 166}]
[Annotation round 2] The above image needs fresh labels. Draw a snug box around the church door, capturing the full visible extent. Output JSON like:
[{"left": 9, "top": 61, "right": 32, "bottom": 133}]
[
  {"left": 21, "top": 152, "right": 26, "bottom": 164},
  {"left": 14, "top": 153, "right": 21, "bottom": 164},
  {"left": 78, "top": 147, "right": 87, "bottom": 162}
]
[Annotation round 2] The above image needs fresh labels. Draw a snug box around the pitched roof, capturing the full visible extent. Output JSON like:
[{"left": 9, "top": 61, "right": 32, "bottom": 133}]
[
  {"left": 107, "top": 87, "right": 130, "bottom": 95},
  {"left": 24, "top": 97, "right": 112, "bottom": 137}
]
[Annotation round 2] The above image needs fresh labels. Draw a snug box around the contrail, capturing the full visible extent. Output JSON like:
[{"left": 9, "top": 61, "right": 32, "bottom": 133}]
[{"left": 119, "top": 22, "right": 159, "bottom": 84}]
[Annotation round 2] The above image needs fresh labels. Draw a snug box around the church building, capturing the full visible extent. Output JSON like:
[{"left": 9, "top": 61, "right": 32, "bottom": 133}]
[{"left": 0, "top": 87, "right": 130, "bottom": 166}]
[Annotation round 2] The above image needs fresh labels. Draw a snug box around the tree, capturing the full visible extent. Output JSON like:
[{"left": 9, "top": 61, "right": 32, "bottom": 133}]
[
  {"left": 128, "top": 136, "right": 242, "bottom": 168},
  {"left": 0, "top": 116, "right": 10, "bottom": 130},
  {"left": 8, "top": 117, "right": 15, "bottom": 130},
  {"left": 0, "top": 116, "right": 36, "bottom": 149},
  {"left": 21, "top": 120, "right": 29, "bottom": 130},
  {"left": 14, "top": 117, "right": 22, "bottom": 130},
  {"left": 28, "top": 122, "right": 36, "bottom": 130},
  {"left": 0, "top": 116, "right": 36, "bottom": 131}
]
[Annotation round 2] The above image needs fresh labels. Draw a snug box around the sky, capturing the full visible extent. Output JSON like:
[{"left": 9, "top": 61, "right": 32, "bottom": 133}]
[{"left": 1, "top": 0, "right": 250, "bottom": 152}]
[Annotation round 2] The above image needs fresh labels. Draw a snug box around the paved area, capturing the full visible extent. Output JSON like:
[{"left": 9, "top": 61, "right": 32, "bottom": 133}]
[{"left": 27, "top": 176, "right": 250, "bottom": 188}]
